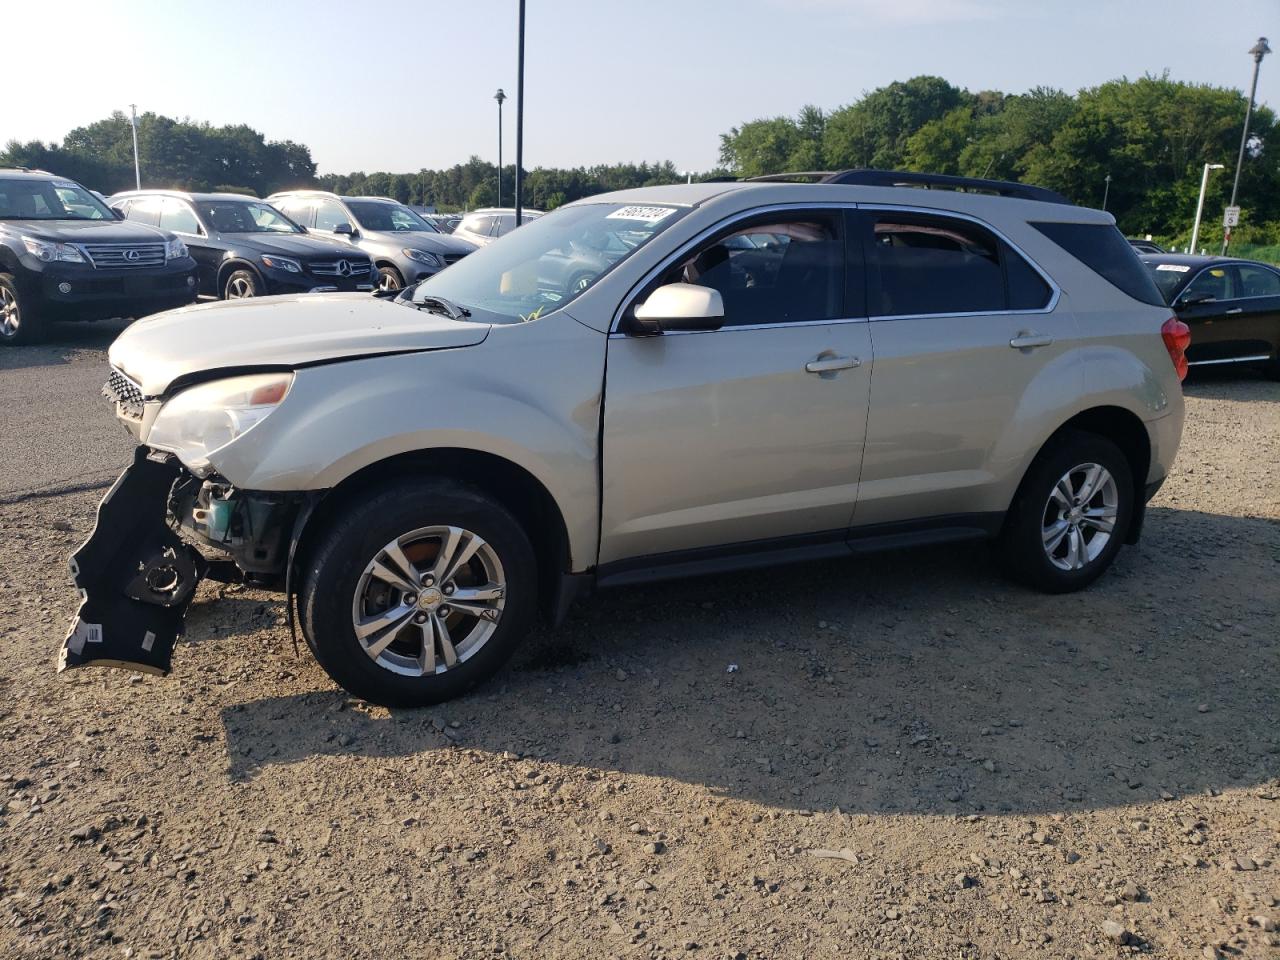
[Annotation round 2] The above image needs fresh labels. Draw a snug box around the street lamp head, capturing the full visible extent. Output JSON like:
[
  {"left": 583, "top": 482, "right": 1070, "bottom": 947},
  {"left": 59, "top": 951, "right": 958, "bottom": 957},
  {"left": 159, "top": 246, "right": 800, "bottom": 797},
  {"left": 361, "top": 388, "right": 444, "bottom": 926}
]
[
  {"left": 1250, "top": 37, "right": 1271, "bottom": 61},
  {"left": 494, "top": 88, "right": 507, "bottom": 105},
  {"left": 1208, "top": 163, "right": 1225, "bottom": 170}
]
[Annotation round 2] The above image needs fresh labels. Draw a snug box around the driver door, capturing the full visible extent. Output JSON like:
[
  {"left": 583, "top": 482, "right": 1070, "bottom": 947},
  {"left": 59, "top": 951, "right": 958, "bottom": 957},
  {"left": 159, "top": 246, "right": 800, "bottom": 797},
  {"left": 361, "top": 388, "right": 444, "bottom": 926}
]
[{"left": 599, "top": 208, "right": 872, "bottom": 572}]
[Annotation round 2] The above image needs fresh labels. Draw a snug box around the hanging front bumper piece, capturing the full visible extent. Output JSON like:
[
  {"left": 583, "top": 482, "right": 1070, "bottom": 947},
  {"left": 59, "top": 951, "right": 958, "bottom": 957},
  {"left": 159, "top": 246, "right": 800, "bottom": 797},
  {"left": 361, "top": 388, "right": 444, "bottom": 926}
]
[{"left": 60, "top": 447, "right": 207, "bottom": 676}]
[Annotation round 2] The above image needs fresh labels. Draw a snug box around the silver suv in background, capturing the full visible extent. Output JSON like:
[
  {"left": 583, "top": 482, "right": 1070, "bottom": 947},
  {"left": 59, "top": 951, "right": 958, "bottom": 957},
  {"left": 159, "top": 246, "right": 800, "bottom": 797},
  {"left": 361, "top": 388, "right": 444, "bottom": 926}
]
[
  {"left": 66, "top": 170, "right": 1187, "bottom": 708},
  {"left": 267, "top": 191, "right": 476, "bottom": 291},
  {"left": 452, "top": 207, "right": 543, "bottom": 247}
]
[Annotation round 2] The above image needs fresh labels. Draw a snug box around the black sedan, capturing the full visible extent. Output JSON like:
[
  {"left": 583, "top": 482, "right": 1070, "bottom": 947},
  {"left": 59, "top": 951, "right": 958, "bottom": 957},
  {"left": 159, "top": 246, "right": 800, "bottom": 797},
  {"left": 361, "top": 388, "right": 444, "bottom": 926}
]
[
  {"left": 1142, "top": 254, "right": 1280, "bottom": 379},
  {"left": 108, "top": 191, "right": 376, "bottom": 299}
]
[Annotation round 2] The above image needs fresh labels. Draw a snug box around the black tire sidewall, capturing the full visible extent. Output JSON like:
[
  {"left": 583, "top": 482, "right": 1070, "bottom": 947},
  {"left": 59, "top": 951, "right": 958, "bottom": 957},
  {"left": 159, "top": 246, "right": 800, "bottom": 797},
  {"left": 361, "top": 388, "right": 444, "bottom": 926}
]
[
  {"left": 1001, "top": 430, "right": 1134, "bottom": 593},
  {"left": 299, "top": 481, "right": 537, "bottom": 707},
  {"left": 0, "top": 273, "right": 42, "bottom": 345},
  {"left": 223, "top": 269, "right": 261, "bottom": 300}
]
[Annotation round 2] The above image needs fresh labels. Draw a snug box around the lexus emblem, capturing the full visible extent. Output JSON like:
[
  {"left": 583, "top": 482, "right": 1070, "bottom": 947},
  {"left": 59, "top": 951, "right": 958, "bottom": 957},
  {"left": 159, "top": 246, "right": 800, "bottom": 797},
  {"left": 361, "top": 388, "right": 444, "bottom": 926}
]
[
  {"left": 124, "top": 249, "right": 142, "bottom": 262},
  {"left": 335, "top": 259, "right": 351, "bottom": 277}
]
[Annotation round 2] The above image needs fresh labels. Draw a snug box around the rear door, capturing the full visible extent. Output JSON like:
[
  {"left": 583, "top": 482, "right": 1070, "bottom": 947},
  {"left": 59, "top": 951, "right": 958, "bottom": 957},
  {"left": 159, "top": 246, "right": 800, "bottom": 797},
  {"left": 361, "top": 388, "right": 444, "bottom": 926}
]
[
  {"left": 852, "top": 208, "right": 1071, "bottom": 529},
  {"left": 600, "top": 207, "right": 873, "bottom": 568}
]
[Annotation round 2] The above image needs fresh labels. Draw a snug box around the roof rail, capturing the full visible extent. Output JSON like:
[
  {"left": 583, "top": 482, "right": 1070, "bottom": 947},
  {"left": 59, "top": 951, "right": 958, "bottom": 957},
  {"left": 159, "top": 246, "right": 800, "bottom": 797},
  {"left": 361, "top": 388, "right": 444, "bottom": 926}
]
[
  {"left": 746, "top": 171, "right": 833, "bottom": 183},
  {"left": 819, "top": 169, "right": 1070, "bottom": 204}
]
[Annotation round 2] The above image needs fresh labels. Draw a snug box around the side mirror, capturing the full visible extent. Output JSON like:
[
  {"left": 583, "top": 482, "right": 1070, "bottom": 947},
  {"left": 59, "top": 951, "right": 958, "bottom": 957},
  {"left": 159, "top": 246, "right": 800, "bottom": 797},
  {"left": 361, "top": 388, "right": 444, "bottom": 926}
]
[
  {"left": 333, "top": 222, "right": 355, "bottom": 237},
  {"left": 297, "top": 225, "right": 309, "bottom": 234},
  {"left": 630, "top": 282, "right": 725, "bottom": 335},
  {"left": 112, "top": 207, "right": 127, "bottom": 221}
]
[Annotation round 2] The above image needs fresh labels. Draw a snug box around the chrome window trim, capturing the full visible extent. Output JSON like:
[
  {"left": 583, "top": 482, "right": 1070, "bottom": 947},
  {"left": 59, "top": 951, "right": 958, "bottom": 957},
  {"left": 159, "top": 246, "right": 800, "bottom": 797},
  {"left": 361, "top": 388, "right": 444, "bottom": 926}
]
[
  {"left": 858, "top": 203, "right": 1060, "bottom": 321},
  {"left": 610, "top": 201, "right": 864, "bottom": 335},
  {"left": 609, "top": 200, "right": 1063, "bottom": 335}
]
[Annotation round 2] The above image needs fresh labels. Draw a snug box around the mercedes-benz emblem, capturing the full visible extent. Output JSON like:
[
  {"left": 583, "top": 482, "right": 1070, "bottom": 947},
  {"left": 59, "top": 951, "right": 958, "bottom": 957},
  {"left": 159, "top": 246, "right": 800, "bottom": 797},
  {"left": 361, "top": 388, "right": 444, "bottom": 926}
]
[
  {"left": 124, "top": 249, "right": 142, "bottom": 262},
  {"left": 335, "top": 259, "right": 350, "bottom": 277}
]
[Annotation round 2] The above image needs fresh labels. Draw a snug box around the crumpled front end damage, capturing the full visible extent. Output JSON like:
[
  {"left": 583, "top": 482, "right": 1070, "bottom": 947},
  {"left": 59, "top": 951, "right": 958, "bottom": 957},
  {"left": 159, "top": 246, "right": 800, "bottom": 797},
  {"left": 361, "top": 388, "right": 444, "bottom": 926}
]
[
  {"left": 61, "top": 447, "right": 304, "bottom": 676},
  {"left": 62, "top": 448, "right": 207, "bottom": 674}
]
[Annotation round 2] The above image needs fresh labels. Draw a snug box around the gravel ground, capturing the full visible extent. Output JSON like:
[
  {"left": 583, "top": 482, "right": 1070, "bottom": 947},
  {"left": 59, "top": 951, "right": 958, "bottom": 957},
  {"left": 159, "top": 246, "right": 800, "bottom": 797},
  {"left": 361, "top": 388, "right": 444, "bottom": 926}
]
[{"left": 0, "top": 369, "right": 1277, "bottom": 960}]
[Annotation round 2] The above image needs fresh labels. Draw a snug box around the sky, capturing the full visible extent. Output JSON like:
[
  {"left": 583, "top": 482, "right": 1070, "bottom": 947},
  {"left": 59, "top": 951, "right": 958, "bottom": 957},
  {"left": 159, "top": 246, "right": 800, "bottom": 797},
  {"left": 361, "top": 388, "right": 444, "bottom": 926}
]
[{"left": 5, "top": 0, "right": 1276, "bottom": 175}]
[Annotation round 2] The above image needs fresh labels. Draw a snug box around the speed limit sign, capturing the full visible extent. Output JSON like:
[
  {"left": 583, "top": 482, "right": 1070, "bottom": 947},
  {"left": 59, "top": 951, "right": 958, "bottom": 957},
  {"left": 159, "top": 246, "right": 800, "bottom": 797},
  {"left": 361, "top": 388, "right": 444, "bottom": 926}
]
[{"left": 1223, "top": 205, "right": 1241, "bottom": 228}]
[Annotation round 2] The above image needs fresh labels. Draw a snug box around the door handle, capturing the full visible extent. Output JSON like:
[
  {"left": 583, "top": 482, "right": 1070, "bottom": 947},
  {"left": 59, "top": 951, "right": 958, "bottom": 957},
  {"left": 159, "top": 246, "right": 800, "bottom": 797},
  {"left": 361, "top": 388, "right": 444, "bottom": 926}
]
[
  {"left": 1009, "top": 333, "right": 1054, "bottom": 349},
  {"left": 805, "top": 355, "right": 862, "bottom": 374},
  {"left": 1225, "top": 308, "right": 1244, "bottom": 315}
]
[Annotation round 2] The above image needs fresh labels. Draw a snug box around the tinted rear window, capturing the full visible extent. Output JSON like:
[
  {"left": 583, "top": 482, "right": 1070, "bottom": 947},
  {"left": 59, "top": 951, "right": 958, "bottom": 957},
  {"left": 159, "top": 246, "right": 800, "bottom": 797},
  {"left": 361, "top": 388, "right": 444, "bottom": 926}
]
[{"left": 1030, "top": 221, "right": 1164, "bottom": 306}]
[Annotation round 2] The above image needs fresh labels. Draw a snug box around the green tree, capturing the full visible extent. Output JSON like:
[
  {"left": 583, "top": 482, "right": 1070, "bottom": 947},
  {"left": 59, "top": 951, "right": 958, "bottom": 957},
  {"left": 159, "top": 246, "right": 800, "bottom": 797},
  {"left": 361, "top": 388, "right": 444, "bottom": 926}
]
[{"left": 822, "top": 76, "right": 969, "bottom": 169}]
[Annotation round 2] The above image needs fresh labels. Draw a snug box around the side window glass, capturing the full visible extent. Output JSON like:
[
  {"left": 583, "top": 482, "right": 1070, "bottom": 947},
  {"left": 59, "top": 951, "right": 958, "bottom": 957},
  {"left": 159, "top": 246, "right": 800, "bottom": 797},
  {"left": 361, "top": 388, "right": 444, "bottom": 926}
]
[
  {"left": 868, "top": 215, "right": 1003, "bottom": 316},
  {"left": 279, "top": 200, "right": 311, "bottom": 226},
  {"left": 1004, "top": 242, "right": 1052, "bottom": 310},
  {"left": 665, "top": 215, "right": 844, "bottom": 327},
  {"left": 129, "top": 197, "right": 162, "bottom": 227},
  {"left": 313, "top": 200, "right": 348, "bottom": 231},
  {"left": 1234, "top": 264, "right": 1280, "bottom": 299},
  {"left": 159, "top": 198, "right": 200, "bottom": 235},
  {"left": 1181, "top": 266, "right": 1232, "bottom": 303},
  {"left": 461, "top": 214, "right": 493, "bottom": 236}
]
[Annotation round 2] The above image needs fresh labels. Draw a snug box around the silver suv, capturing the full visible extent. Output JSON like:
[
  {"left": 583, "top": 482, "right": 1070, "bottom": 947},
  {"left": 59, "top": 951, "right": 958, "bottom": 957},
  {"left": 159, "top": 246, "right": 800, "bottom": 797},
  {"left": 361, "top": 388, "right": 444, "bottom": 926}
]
[{"left": 65, "top": 171, "right": 1188, "bottom": 707}]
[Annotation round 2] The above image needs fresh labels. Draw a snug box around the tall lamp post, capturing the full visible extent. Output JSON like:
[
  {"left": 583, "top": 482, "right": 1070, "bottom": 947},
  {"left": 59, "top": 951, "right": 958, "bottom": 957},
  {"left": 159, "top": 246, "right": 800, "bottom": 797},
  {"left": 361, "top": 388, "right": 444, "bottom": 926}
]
[
  {"left": 1190, "top": 163, "right": 1225, "bottom": 254},
  {"left": 494, "top": 88, "right": 506, "bottom": 208},
  {"left": 1223, "top": 37, "right": 1271, "bottom": 254},
  {"left": 1101, "top": 173, "right": 1111, "bottom": 211},
  {"left": 513, "top": 0, "right": 525, "bottom": 226},
  {"left": 128, "top": 103, "right": 141, "bottom": 189}
]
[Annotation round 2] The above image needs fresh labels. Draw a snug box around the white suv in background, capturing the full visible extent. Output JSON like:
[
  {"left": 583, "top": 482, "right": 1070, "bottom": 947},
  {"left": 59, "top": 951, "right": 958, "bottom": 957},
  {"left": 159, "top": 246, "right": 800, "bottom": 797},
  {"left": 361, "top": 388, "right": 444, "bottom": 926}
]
[
  {"left": 451, "top": 207, "right": 543, "bottom": 247},
  {"left": 67, "top": 170, "right": 1187, "bottom": 708}
]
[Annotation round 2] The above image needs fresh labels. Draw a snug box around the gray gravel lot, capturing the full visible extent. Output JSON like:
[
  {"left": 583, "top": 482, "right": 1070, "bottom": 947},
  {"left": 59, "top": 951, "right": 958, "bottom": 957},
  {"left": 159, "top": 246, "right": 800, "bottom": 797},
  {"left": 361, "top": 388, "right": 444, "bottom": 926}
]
[{"left": 0, "top": 330, "right": 1277, "bottom": 960}]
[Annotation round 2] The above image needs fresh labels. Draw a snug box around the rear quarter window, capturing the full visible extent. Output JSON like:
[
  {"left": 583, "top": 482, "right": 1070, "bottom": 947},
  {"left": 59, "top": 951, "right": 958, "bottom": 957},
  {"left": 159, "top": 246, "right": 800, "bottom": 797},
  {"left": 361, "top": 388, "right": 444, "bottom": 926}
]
[{"left": 1030, "top": 221, "right": 1165, "bottom": 306}]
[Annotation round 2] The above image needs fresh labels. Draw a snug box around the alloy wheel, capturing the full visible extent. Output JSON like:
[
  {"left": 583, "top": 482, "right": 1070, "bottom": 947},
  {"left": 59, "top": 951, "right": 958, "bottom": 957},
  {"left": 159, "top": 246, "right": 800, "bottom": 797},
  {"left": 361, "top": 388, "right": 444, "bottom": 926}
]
[
  {"left": 0, "top": 287, "right": 19, "bottom": 338},
  {"left": 226, "top": 276, "right": 256, "bottom": 299},
  {"left": 1041, "top": 462, "right": 1119, "bottom": 572},
  {"left": 351, "top": 525, "right": 506, "bottom": 677},
  {"left": 378, "top": 271, "right": 402, "bottom": 292}
]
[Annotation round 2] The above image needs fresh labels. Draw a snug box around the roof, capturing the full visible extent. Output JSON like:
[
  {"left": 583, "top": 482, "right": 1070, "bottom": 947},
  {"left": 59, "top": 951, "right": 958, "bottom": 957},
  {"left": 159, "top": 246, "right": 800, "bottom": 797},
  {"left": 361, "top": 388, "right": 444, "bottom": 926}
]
[
  {"left": 0, "top": 168, "right": 58, "bottom": 180},
  {"left": 267, "top": 190, "right": 403, "bottom": 204},
  {"left": 108, "top": 189, "right": 269, "bottom": 203},
  {"left": 1138, "top": 253, "right": 1232, "bottom": 267}
]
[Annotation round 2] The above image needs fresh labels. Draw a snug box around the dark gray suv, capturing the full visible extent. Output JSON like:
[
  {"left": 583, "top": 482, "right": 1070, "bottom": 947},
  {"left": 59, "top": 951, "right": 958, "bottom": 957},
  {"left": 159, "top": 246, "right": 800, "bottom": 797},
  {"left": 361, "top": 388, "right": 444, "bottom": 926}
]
[{"left": 267, "top": 191, "right": 475, "bottom": 291}]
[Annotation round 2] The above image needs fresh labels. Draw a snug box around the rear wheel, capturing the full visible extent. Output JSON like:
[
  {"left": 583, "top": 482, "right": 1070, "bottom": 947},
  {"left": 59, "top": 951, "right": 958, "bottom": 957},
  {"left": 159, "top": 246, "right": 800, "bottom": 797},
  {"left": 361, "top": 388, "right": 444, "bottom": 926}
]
[
  {"left": 298, "top": 480, "right": 537, "bottom": 707},
  {"left": 998, "top": 430, "right": 1133, "bottom": 593},
  {"left": 223, "top": 269, "right": 262, "bottom": 300},
  {"left": 377, "top": 266, "right": 404, "bottom": 293},
  {"left": 0, "top": 274, "right": 43, "bottom": 345}
]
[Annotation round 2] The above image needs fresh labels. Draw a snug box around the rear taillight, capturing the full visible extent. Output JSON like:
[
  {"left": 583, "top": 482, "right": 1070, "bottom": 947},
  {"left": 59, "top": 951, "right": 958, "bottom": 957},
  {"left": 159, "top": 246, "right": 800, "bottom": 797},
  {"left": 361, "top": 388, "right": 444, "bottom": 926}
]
[{"left": 1161, "top": 316, "right": 1191, "bottom": 382}]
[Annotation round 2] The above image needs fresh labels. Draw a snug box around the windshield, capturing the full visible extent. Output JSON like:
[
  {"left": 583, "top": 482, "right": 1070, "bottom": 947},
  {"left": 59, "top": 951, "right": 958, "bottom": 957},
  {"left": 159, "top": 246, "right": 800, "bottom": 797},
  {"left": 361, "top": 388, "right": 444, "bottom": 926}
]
[
  {"left": 346, "top": 200, "right": 438, "bottom": 233},
  {"left": 204, "top": 200, "right": 301, "bottom": 234},
  {"left": 407, "top": 202, "right": 687, "bottom": 323},
  {"left": 0, "top": 178, "right": 114, "bottom": 220},
  {"left": 1144, "top": 261, "right": 1192, "bottom": 303}
]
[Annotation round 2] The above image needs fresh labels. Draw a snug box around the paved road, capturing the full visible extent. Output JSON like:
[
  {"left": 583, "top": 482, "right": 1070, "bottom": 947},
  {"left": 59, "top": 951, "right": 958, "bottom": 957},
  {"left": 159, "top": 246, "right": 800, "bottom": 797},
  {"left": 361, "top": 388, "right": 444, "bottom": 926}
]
[{"left": 0, "top": 318, "right": 135, "bottom": 501}]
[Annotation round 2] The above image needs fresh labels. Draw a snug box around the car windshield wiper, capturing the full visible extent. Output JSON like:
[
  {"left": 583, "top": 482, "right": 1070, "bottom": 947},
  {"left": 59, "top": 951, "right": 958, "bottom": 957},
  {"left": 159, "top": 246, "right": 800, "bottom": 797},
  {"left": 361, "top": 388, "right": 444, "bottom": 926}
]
[{"left": 412, "top": 294, "right": 472, "bottom": 320}]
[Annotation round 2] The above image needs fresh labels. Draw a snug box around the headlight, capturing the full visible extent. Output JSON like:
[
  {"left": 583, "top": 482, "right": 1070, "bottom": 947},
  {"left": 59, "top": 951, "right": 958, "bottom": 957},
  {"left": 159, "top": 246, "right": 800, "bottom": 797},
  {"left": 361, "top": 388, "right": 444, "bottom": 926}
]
[
  {"left": 166, "top": 237, "right": 188, "bottom": 260},
  {"left": 261, "top": 254, "right": 302, "bottom": 273},
  {"left": 403, "top": 248, "right": 440, "bottom": 267},
  {"left": 22, "top": 236, "right": 85, "bottom": 263},
  {"left": 147, "top": 372, "right": 294, "bottom": 473}
]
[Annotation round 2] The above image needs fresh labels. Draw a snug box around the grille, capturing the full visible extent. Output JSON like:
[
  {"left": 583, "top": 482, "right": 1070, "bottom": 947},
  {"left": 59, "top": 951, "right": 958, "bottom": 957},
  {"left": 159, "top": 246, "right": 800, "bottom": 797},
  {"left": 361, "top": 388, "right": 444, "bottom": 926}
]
[
  {"left": 103, "top": 368, "right": 144, "bottom": 420},
  {"left": 80, "top": 242, "right": 167, "bottom": 269},
  {"left": 442, "top": 252, "right": 469, "bottom": 266},
  {"left": 310, "top": 258, "right": 373, "bottom": 277}
]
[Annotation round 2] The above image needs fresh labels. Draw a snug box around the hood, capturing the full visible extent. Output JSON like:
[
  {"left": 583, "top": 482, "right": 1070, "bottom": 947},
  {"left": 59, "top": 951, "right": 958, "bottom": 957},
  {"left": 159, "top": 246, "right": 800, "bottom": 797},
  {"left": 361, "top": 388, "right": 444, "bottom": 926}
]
[
  {"left": 110, "top": 293, "right": 491, "bottom": 396},
  {"left": 366, "top": 230, "right": 477, "bottom": 256},
  {"left": 3, "top": 219, "right": 170, "bottom": 243},
  {"left": 219, "top": 231, "right": 369, "bottom": 260}
]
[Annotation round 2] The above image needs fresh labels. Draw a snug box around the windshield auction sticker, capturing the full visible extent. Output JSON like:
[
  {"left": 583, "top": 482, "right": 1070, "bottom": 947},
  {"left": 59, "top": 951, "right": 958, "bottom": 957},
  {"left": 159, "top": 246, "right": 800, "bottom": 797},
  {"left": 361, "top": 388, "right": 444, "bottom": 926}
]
[
  {"left": 607, "top": 206, "right": 675, "bottom": 223},
  {"left": 1156, "top": 264, "right": 1191, "bottom": 272}
]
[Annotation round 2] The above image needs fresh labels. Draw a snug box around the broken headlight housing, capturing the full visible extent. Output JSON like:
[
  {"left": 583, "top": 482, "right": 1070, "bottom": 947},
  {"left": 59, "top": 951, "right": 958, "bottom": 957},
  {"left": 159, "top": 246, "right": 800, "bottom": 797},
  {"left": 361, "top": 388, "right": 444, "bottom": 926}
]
[{"left": 147, "top": 372, "right": 294, "bottom": 474}]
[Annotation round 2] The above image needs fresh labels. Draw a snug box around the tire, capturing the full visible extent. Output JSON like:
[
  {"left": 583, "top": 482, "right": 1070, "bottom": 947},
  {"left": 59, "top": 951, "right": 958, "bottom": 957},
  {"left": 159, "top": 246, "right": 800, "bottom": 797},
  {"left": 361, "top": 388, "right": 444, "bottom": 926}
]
[
  {"left": 377, "top": 266, "right": 404, "bottom": 292},
  {"left": 565, "top": 272, "right": 593, "bottom": 296},
  {"left": 0, "top": 273, "right": 43, "bottom": 345},
  {"left": 223, "top": 269, "right": 262, "bottom": 300},
  {"left": 298, "top": 479, "right": 538, "bottom": 707},
  {"left": 997, "top": 429, "right": 1134, "bottom": 593}
]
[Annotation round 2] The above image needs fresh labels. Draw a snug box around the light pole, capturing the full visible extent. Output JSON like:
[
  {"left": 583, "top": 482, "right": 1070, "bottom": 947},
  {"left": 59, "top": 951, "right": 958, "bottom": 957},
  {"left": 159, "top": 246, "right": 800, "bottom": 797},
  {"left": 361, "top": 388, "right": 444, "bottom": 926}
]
[
  {"left": 128, "top": 104, "right": 141, "bottom": 189},
  {"left": 1190, "top": 163, "right": 1225, "bottom": 253},
  {"left": 514, "top": 0, "right": 525, "bottom": 226},
  {"left": 494, "top": 88, "right": 506, "bottom": 208},
  {"left": 1101, "top": 173, "right": 1111, "bottom": 211},
  {"left": 1223, "top": 37, "right": 1270, "bottom": 254}
]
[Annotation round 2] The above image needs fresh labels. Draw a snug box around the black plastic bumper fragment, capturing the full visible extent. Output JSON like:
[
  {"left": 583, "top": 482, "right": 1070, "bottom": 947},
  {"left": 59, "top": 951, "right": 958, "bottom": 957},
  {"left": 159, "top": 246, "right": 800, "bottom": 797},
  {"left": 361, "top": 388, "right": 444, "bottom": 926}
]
[{"left": 60, "top": 447, "right": 207, "bottom": 676}]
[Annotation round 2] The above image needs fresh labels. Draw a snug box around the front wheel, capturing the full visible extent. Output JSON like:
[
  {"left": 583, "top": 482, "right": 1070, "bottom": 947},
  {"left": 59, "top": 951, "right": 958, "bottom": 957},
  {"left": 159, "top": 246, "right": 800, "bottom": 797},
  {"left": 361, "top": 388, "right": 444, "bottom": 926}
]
[
  {"left": 998, "top": 430, "right": 1133, "bottom": 593},
  {"left": 377, "top": 266, "right": 404, "bottom": 293},
  {"left": 298, "top": 480, "right": 537, "bottom": 707},
  {"left": 223, "top": 269, "right": 262, "bottom": 300},
  {"left": 0, "top": 273, "right": 43, "bottom": 345}
]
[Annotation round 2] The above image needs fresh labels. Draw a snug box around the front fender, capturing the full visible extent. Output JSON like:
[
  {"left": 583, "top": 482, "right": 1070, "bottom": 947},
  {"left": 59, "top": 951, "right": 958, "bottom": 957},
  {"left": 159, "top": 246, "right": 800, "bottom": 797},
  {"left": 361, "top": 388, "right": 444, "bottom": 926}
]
[{"left": 206, "top": 311, "right": 606, "bottom": 569}]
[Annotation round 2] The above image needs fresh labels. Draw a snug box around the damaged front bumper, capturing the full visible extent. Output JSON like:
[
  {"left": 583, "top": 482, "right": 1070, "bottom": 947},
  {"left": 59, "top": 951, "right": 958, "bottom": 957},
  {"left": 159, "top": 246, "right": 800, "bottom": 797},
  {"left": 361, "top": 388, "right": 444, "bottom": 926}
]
[{"left": 60, "top": 447, "right": 307, "bottom": 676}]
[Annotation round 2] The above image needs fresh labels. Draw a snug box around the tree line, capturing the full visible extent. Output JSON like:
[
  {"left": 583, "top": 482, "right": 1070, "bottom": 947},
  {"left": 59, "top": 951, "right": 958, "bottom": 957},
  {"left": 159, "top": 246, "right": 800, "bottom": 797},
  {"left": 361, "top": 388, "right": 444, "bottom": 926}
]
[{"left": 3, "top": 73, "right": 1276, "bottom": 254}]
